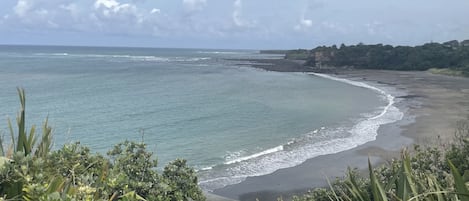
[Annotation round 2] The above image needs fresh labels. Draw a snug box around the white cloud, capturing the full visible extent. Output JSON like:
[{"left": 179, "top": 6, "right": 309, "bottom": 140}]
[
  {"left": 87, "top": 0, "right": 174, "bottom": 37},
  {"left": 150, "top": 8, "right": 160, "bottom": 14},
  {"left": 60, "top": 4, "right": 76, "bottom": 12},
  {"left": 232, "top": 0, "right": 243, "bottom": 26},
  {"left": 365, "top": 21, "right": 383, "bottom": 35},
  {"left": 182, "top": 0, "right": 206, "bottom": 12},
  {"left": 11, "top": 0, "right": 57, "bottom": 28},
  {"left": 47, "top": 20, "right": 59, "bottom": 28},
  {"left": 10, "top": 0, "right": 80, "bottom": 29},
  {"left": 7, "top": 0, "right": 166, "bottom": 35},
  {"left": 14, "top": 0, "right": 33, "bottom": 17},
  {"left": 60, "top": 3, "right": 79, "bottom": 18},
  {"left": 294, "top": 18, "right": 313, "bottom": 31},
  {"left": 94, "top": 0, "right": 119, "bottom": 9},
  {"left": 301, "top": 19, "right": 313, "bottom": 27},
  {"left": 320, "top": 21, "right": 350, "bottom": 34},
  {"left": 231, "top": 0, "right": 255, "bottom": 29},
  {"left": 92, "top": 0, "right": 141, "bottom": 25},
  {"left": 93, "top": 0, "right": 138, "bottom": 18},
  {"left": 3, "top": 0, "right": 467, "bottom": 48}
]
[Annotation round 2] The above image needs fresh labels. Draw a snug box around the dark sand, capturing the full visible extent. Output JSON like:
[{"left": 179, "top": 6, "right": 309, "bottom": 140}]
[
  {"left": 211, "top": 60, "right": 469, "bottom": 201},
  {"left": 232, "top": 59, "right": 314, "bottom": 72}
]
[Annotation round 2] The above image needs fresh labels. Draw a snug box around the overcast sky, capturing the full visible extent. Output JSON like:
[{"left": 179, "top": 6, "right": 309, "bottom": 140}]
[{"left": 0, "top": 0, "right": 468, "bottom": 49}]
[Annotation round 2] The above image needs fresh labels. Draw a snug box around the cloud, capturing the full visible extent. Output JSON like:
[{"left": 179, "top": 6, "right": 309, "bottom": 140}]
[
  {"left": 11, "top": 0, "right": 58, "bottom": 28},
  {"left": 3, "top": 0, "right": 468, "bottom": 49},
  {"left": 231, "top": 0, "right": 255, "bottom": 29},
  {"left": 293, "top": 0, "right": 322, "bottom": 31},
  {"left": 182, "top": 0, "right": 207, "bottom": 12},
  {"left": 93, "top": 0, "right": 138, "bottom": 19},
  {"left": 60, "top": 3, "right": 79, "bottom": 18},
  {"left": 365, "top": 21, "right": 383, "bottom": 35},
  {"left": 94, "top": 0, "right": 119, "bottom": 9},
  {"left": 14, "top": 0, "right": 33, "bottom": 17},
  {"left": 91, "top": 0, "right": 156, "bottom": 35},
  {"left": 294, "top": 18, "right": 313, "bottom": 31},
  {"left": 301, "top": 19, "right": 313, "bottom": 27},
  {"left": 9, "top": 0, "right": 81, "bottom": 29},
  {"left": 150, "top": 8, "right": 160, "bottom": 14},
  {"left": 6, "top": 0, "right": 167, "bottom": 36},
  {"left": 232, "top": 0, "right": 243, "bottom": 26}
]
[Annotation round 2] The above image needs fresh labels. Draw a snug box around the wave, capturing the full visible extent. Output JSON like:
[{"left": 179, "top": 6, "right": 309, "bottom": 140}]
[
  {"left": 32, "top": 53, "right": 210, "bottom": 62},
  {"left": 198, "top": 73, "right": 403, "bottom": 191},
  {"left": 34, "top": 53, "right": 69, "bottom": 56},
  {"left": 200, "top": 166, "right": 213, "bottom": 171},
  {"left": 197, "top": 51, "right": 247, "bottom": 55},
  {"left": 224, "top": 145, "right": 284, "bottom": 165}
]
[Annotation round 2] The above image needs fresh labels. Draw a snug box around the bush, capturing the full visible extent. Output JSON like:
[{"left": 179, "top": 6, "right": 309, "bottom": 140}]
[{"left": 0, "top": 88, "right": 206, "bottom": 201}]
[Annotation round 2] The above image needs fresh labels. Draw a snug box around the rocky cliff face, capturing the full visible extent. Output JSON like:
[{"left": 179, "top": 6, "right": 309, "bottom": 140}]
[{"left": 312, "top": 50, "right": 335, "bottom": 67}]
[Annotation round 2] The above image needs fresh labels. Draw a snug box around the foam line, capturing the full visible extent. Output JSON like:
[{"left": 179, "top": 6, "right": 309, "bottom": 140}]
[
  {"left": 33, "top": 53, "right": 210, "bottom": 62},
  {"left": 224, "top": 145, "right": 284, "bottom": 165}
]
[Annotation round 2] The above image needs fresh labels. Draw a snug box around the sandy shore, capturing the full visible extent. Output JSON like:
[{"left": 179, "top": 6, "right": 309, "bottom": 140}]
[{"left": 211, "top": 60, "right": 469, "bottom": 201}]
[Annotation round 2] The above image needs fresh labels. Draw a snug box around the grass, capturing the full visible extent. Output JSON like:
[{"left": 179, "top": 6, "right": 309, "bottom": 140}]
[{"left": 428, "top": 68, "right": 467, "bottom": 77}]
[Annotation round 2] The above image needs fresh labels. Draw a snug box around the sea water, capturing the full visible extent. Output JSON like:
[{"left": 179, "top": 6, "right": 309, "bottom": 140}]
[{"left": 0, "top": 45, "right": 401, "bottom": 191}]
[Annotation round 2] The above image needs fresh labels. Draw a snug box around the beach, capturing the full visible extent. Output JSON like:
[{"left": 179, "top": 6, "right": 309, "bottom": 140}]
[{"left": 212, "top": 60, "right": 469, "bottom": 200}]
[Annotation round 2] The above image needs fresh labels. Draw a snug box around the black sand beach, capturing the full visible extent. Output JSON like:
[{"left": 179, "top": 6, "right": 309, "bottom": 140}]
[{"left": 211, "top": 59, "right": 469, "bottom": 201}]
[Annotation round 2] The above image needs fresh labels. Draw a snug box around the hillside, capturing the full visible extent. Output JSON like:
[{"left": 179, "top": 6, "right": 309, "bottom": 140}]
[{"left": 285, "top": 40, "right": 469, "bottom": 75}]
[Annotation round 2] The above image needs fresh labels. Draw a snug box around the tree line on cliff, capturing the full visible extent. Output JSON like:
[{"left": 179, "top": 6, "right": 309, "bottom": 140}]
[{"left": 286, "top": 40, "right": 469, "bottom": 74}]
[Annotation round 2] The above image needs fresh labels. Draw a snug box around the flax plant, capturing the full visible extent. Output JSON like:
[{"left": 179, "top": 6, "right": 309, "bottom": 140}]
[{"left": 0, "top": 88, "right": 205, "bottom": 201}]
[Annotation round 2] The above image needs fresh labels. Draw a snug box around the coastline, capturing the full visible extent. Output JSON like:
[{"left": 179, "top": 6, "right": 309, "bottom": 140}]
[{"left": 211, "top": 60, "right": 469, "bottom": 200}]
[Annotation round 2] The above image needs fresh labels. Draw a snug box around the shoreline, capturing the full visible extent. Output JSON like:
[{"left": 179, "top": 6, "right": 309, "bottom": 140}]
[
  {"left": 201, "top": 62, "right": 401, "bottom": 193},
  {"left": 211, "top": 59, "right": 469, "bottom": 200}
]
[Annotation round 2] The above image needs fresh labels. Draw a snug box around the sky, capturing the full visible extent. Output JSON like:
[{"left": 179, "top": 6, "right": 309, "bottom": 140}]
[{"left": 0, "top": 0, "right": 468, "bottom": 49}]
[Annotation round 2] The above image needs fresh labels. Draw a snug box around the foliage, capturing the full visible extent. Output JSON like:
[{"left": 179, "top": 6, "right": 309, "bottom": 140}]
[
  {"left": 293, "top": 118, "right": 469, "bottom": 201},
  {"left": 428, "top": 68, "right": 466, "bottom": 77},
  {"left": 288, "top": 40, "right": 469, "bottom": 74},
  {"left": 0, "top": 88, "right": 206, "bottom": 201},
  {"left": 162, "top": 159, "right": 205, "bottom": 201},
  {"left": 284, "top": 49, "right": 311, "bottom": 60}
]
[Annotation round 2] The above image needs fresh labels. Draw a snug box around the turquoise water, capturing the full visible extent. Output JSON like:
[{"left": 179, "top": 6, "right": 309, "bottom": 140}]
[{"left": 0, "top": 45, "right": 397, "bottom": 190}]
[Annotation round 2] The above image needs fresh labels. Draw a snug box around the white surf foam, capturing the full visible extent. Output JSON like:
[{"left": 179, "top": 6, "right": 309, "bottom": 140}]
[
  {"left": 224, "top": 145, "right": 284, "bottom": 165},
  {"left": 199, "top": 73, "right": 404, "bottom": 191},
  {"left": 200, "top": 166, "right": 213, "bottom": 171},
  {"left": 34, "top": 53, "right": 69, "bottom": 56},
  {"left": 33, "top": 53, "right": 210, "bottom": 62},
  {"left": 197, "top": 51, "right": 245, "bottom": 54}
]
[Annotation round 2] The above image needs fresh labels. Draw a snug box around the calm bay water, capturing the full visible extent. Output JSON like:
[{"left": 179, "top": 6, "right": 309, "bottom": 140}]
[{"left": 0, "top": 45, "right": 399, "bottom": 190}]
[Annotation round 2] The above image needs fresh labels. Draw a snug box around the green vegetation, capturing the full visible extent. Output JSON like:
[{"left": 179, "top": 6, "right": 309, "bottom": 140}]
[
  {"left": 287, "top": 40, "right": 469, "bottom": 75},
  {"left": 259, "top": 50, "right": 289, "bottom": 55},
  {"left": 0, "top": 89, "right": 205, "bottom": 201},
  {"left": 283, "top": 49, "right": 311, "bottom": 60},
  {"left": 428, "top": 68, "right": 466, "bottom": 77},
  {"left": 291, "top": 119, "right": 469, "bottom": 201}
]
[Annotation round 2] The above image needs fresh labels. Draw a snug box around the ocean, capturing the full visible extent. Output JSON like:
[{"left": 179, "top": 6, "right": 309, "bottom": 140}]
[{"left": 0, "top": 45, "right": 401, "bottom": 191}]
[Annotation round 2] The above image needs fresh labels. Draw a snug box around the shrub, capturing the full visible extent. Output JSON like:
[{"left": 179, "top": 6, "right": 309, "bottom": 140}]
[{"left": 0, "top": 88, "right": 206, "bottom": 201}]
